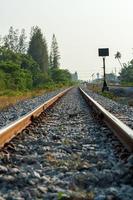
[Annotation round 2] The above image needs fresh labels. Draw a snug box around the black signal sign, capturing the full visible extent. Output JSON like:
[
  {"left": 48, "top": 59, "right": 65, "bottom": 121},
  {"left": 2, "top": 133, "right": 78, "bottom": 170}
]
[{"left": 98, "top": 48, "right": 109, "bottom": 57}]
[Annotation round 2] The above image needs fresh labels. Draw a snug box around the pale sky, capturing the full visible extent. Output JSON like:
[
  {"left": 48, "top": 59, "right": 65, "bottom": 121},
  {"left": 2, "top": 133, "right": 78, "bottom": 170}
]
[{"left": 0, "top": 0, "right": 133, "bottom": 80}]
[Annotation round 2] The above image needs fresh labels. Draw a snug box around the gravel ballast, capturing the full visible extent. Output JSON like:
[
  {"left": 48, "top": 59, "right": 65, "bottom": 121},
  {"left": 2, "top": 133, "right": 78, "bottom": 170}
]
[
  {"left": 0, "top": 89, "right": 64, "bottom": 129},
  {"left": 0, "top": 88, "right": 132, "bottom": 200},
  {"left": 81, "top": 86, "right": 133, "bottom": 129}
]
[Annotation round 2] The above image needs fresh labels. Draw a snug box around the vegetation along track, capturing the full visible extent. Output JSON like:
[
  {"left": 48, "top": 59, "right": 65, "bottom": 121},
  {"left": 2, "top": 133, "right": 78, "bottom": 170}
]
[{"left": 0, "top": 88, "right": 133, "bottom": 199}]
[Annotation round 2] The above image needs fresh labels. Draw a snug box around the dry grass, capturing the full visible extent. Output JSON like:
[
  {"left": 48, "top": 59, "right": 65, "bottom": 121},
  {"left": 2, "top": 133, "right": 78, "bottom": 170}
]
[
  {"left": 86, "top": 83, "right": 101, "bottom": 93},
  {"left": 0, "top": 89, "right": 48, "bottom": 110}
]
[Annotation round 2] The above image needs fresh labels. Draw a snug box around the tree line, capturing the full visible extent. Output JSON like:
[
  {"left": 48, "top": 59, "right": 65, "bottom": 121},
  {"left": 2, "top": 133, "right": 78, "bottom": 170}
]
[{"left": 0, "top": 26, "right": 73, "bottom": 91}]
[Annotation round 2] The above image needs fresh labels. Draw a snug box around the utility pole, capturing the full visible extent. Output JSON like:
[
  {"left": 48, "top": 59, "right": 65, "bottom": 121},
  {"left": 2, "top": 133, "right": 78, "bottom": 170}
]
[{"left": 102, "top": 57, "right": 109, "bottom": 91}]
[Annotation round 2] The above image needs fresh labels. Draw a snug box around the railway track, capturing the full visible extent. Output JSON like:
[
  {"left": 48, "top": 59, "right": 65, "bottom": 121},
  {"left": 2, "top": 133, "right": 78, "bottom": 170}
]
[{"left": 0, "top": 88, "right": 133, "bottom": 199}]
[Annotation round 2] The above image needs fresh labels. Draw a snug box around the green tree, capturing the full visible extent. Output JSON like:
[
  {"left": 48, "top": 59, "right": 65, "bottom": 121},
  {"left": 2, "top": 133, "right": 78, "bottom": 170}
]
[
  {"left": 0, "top": 60, "right": 33, "bottom": 90},
  {"left": 120, "top": 60, "right": 133, "bottom": 83},
  {"left": 28, "top": 26, "right": 48, "bottom": 72},
  {"left": 20, "top": 54, "right": 39, "bottom": 74},
  {"left": 3, "top": 26, "right": 19, "bottom": 52},
  {"left": 0, "top": 47, "right": 21, "bottom": 64},
  {"left": 0, "top": 70, "right": 6, "bottom": 90},
  {"left": 51, "top": 68, "right": 71, "bottom": 84},
  {"left": 12, "top": 69, "right": 33, "bottom": 90},
  {"left": 33, "top": 72, "right": 52, "bottom": 88},
  {"left": 0, "top": 35, "right": 3, "bottom": 46},
  {"left": 0, "top": 46, "right": 33, "bottom": 90},
  {"left": 115, "top": 51, "right": 123, "bottom": 68},
  {"left": 18, "top": 28, "right": 27, "bottom": 54},
  {"left": 50, "top": 34, "right": 60, "bottom": 68},
  {"left": 0, "top": 26, "right": 73, "bottom": 91}
]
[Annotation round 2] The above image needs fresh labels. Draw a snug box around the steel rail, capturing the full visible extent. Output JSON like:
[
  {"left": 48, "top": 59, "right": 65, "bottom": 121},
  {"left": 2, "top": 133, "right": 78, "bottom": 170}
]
[
  {"left": 0, "top": 87, "right": 72, "bottom": 148},
  {"left": 79, "top": 87, "right": 133, "bottom": 152}
]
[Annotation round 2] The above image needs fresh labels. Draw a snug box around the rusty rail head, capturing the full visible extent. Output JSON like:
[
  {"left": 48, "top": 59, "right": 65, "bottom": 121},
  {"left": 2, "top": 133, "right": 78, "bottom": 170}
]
[
  {"left": 0, "top": 87, "right": 72, "bottom": 148},
  {"left": 79, "top": 87, "right": 133, "bottom": 152}
]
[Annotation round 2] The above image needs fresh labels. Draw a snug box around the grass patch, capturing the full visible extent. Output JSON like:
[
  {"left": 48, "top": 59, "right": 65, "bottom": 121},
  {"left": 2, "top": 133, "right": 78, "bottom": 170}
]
[
  {"left": 99, "top": 91, "right": 117, "bottom": 100},
  {"left": 87, "top": 84, "right": 101, "bottom": 93},
  {"left": 0, "top": 83, "right": 71, "bottom": 110},
  {"left": 86, "top": 83, "right": 117, "bottom": 101},
  {"left": 121, "top": 82, "right": 133, "bottom": 87}
]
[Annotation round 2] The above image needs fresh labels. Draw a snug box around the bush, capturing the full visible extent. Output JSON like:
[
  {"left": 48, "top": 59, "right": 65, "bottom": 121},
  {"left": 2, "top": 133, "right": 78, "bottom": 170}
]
[
  {"left": 50, "top": 68, "right": 72, "bottom": 84},
  {"left": 33, "top": 72, "right": 52, "bottom": 88},
  {"left": 120, "top": 62, "right": 133, "bottom": 83},
  {"left": 0, "top": 70, "right": 6, "bottom": 90}
]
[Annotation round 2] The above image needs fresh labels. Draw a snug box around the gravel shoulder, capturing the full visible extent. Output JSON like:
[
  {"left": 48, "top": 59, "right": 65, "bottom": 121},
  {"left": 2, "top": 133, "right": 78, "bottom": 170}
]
[
  {"left": 81, "top": 87, "right": 133, "bottom": 129},
  {"left": 0, "top": 88, "right": 132, "bottom": 200}
]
